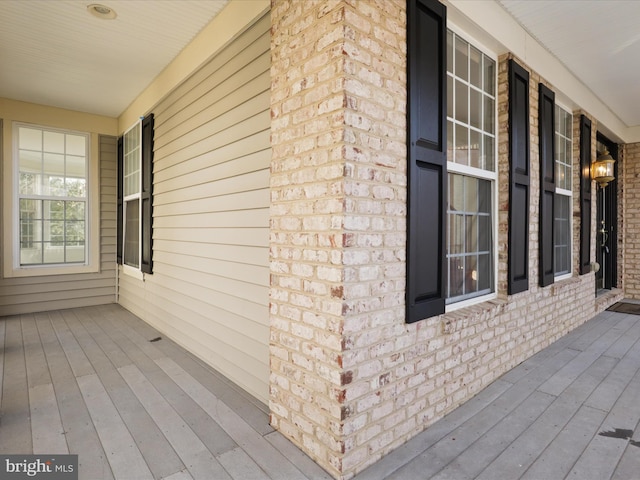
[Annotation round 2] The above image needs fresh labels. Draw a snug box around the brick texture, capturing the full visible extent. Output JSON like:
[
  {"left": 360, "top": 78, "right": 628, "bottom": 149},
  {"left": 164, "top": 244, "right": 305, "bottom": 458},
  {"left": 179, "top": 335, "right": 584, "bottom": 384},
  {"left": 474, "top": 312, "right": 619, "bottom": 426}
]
[
  {"left": 270, "top": 4, "right": 623, "bottom": 479},
  {"left": 623, "top": 143, "right": 640, "bottom": 298}
]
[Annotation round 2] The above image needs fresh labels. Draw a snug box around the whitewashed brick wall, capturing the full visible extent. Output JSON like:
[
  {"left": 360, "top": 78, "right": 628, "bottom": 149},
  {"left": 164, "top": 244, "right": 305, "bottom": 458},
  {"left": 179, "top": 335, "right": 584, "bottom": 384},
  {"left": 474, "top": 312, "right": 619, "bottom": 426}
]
[
  {"left": 623, "top": 143, "right": 640, "bottom": 298},
  {"left": 270, "top": 3, "right": 623, "bottom": 479}
]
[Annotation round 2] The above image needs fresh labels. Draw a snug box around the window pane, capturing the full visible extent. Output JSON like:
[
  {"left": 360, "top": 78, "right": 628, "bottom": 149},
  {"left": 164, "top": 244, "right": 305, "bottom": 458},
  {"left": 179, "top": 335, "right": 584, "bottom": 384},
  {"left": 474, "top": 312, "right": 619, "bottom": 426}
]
[
  {"left": 565, "top": 111, "right": 572, "bottom": 138},
  {"left": 554, "top": 194, "right": 571, "bottom": 275},
  {"left": 124, "top": 123, "right": 141, "bottom": 197},
  {"left": 469, "top": 46, "right": 482, "bottom": 88},
  {"left": 125, "top": 199, "right": 140, "bottom": 268},
  {"left": 19, "top": 172, "right": 37, "bottom": 195},
  {"left": 470, "top": 88, "right": 482, "bottom": 129},
  {"left": 43, "top": 242, "right": 64, "bottom": 263},
  {"left": 478, "top": 253, "right": 491, "bottom": 290},
  {"left": 465, "top": 255, "right": 478, "bottom": 294},
  {"left": 447, "top": 174, "right": 494, "bottom": 303},
  {"left": 479, "top": 215, "right": 491, "bottom": 251},
  {"left": 447, "top": 30, "right": 453, "bottom": 74},
  {"left": 447, "top": 120, "right": 454, "bottom": 160},
  {"left": 483, "top": 57, "right": 495, "bottom": 96},
  {"left": 21, "top": 242, "right": 42, "bottom": 265},
  {"left": 557, "top": 134, "right": 565, "bottom": 162},
  {"left": 449, "top": 257, "right": 464, "bottom": 298},
  {"left": 455, "top": 36, "right": 468, "bottom": 81},
  {"left": 455, "top": 123, "right": 468, "bottom": 165},
  {"left": 449, "top": 214, "right": 464, "bottom": 254},
  {"left": 483, "top": 95, "right": 495, "bottom": 133},
  {"left": 483, "top": 134, "right": 495, "bottom": 171},
  {"left": 44, "top": 131, "right": 65, "bottom": 153},
  {"left": 478, "top": 175, "right": 491, "bottom": 213},
  {"left": 465, "top": 214, "right": 478, "bottom": 252},
  {"left": 447, "top": 75, "right": 453, "bottom": 118},
  {"left": 19, "top": 127, "right": 41, "bottom": 150},
  {"left": 455, "top": 80, "right": 468, "bottom": 124},
  {"left": 66, "top": 155, "right": 86, "bottom": 178},
  {"left": 470, "top": 130, "right": 481, "bottom": 168},
  {"left": 66, "top": 134, "right": 86, "bottom": 156},
  {"left": 19, "top": 149, "right": 41, "bottom": 173},
  {"left": 450, "top": 173, "right": 465, "bottom": 211},
  {"left": 66, "top": 177, "right": 86, "bottom": 198},
  {"left": 48, "top": 176, "right": 66, "bottom": 197},
  {"left": 43, "top": 152, "right": 65, "bottom": 176}
]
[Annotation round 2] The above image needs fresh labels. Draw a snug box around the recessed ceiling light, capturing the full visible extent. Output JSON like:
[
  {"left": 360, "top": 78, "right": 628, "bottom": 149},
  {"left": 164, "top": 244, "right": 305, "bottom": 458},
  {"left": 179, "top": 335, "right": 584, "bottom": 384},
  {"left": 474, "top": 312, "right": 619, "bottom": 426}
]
[{"left": 87, "top": 4, "right": 117, "bottom": 20}]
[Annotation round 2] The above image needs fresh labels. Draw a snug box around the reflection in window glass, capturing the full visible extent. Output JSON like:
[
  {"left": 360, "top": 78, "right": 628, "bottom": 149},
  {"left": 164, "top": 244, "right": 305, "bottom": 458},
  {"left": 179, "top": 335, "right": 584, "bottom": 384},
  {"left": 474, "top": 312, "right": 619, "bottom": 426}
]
[
  {"left": 124, "top": 199, "right": 140, "bottom": 268},
  {"left": 447, "top": 174, "right": 493, "bottom": 303},
  {"left": 16, "top": 124, "right": 88, "bottom": 266},
  {"left": 122, "top": 121, "right": 142, "bottom": 269},
  {"left": 554, "top": 106, "right": 573, "bottom": 276},
  {"left": 446, "top": 30, "right": 496, "bottom": 305},
  {"left": 448, "top": 31, "right": 496, "bottom": 172}
]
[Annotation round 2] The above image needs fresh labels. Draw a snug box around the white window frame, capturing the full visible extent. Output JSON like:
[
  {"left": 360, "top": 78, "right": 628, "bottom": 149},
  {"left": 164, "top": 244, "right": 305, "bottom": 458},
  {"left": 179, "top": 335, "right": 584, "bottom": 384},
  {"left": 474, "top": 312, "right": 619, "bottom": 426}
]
[
  {"left": 554, "top": 103, "right": 573, "bottom": 280},
  {"left": 445, "top": 24, "right": 498, "bottom": 311},
  {"left": 6, "top": 122, "right": 99, "bottom": 278},
  {"left": 121, "top": 120, "right": 143, "bottom": 279}
]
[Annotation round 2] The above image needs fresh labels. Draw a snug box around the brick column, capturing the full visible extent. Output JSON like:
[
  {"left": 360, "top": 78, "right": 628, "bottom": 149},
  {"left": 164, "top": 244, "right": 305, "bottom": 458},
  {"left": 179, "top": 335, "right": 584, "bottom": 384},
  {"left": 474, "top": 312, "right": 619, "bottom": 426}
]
[
  {"left": 623, "top": 143, "right": 640, "bottom": 298},
  {"left": 270, "top": 1, "right": 406, "bottom": 477}
]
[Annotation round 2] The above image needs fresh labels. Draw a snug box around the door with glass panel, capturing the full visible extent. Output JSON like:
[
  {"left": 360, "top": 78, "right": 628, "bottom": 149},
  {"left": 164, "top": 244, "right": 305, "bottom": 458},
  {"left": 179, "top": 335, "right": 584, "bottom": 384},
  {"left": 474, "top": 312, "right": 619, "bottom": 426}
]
[{"left": 595, "top": 134, "right": 618, "bottom": 292}]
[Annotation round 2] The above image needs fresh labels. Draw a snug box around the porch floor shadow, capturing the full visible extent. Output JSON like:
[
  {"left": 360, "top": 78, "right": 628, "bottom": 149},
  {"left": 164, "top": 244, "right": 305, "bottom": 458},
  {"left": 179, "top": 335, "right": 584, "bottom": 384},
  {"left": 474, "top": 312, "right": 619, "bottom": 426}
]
[{"left": 2, "top": 305, "right": 640, "bottom": 480}]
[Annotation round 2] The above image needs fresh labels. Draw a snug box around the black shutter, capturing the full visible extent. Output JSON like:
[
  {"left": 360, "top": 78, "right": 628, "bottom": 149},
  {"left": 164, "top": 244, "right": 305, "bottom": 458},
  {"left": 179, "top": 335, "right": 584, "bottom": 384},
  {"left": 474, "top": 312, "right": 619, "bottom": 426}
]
[
  {"left": 406, "top": 0, "right": 447, "bottom": 323},
  {"left": 579, "top": 115, "right": 592, "bottom": 275},
  {"left": 117, "top": 136, "right": 123, "bottom": 265},
  {"left": 538, "top": 84, "right": 555, "bottom": 287},
  {"left": 141, "top": 114, "right": 154, "bottom": 274},
  {"left": 508, "top": 59, "right": 530, "bottom": 295}
]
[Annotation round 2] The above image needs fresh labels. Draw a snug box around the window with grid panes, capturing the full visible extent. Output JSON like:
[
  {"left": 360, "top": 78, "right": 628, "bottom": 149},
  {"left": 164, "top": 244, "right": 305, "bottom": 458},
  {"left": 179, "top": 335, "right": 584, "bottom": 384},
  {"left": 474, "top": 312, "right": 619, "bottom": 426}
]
[
  {"left": 122, "top": 121, "right": 141, "bottom": 269},
  {"left": 446, "top": 30, "right": 496, "bottom": 304},
  {"left": 554, "top": 105, "right": 572, "bottom": 276},
  {"left": 16, "top": 124, "right": 89, "bottom": 266}
]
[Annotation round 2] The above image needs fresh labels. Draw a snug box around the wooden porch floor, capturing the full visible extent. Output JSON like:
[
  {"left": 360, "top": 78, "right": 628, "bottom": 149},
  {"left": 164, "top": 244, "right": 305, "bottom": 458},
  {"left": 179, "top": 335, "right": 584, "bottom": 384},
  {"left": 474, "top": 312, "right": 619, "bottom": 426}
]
[
  {"left": 0, "top": 304, "right": 332, "bottom": 480},
  {"left": 4, "top": 304, "right": 640, "bottom": 479}
]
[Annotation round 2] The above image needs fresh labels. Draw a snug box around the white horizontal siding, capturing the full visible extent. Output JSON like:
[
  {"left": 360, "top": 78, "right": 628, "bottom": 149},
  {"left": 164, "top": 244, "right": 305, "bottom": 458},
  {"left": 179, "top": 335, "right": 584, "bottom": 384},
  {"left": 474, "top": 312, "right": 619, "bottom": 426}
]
[
  {"left": 0, "top": 135, "right": 117, "bottom": 315},
  {"left": 118, "top": 12, "right": 271, "bottom": 404}
]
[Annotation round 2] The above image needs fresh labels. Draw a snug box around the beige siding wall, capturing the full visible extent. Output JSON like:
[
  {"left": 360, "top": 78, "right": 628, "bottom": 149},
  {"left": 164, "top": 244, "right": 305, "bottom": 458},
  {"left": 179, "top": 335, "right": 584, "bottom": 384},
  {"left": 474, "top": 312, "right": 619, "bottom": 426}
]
[
  {"left": 0, "top": 104, "right": 117, "bottom": 315},
  {"left": 118, "top": 13, "right": 271, "bottom": 404}
]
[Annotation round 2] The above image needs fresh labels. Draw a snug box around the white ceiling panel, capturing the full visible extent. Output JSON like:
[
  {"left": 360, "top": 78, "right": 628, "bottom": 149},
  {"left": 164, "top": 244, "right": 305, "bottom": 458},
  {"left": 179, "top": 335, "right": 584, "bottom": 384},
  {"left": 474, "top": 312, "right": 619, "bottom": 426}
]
[
  {"left": 0, "top": 0, "right": 229, "bottom": 117},
  {"left": 2, "top": 0, "right": 640, "bottom": 131},
  {"left": 498, "top": 0, "right": 640, "bottom": 128}
]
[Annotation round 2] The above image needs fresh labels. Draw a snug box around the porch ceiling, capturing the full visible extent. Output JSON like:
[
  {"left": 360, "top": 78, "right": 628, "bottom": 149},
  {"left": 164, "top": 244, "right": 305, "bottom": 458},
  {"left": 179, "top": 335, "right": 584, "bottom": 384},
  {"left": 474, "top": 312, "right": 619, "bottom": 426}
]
[
  {"left": 0, "top": 0, "right": 639, "bottom": 130},
  {"left": 0, "top": 0, "right": 228, "bottom": 118},
  {"left": 498, "top": 0, "right": 640, "bottom": 129}
]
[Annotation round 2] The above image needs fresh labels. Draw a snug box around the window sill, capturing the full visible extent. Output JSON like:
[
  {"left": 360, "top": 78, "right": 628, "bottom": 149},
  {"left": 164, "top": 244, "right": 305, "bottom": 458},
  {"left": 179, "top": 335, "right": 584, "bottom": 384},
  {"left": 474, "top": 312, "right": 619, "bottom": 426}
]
[
  {"left": 441, "top": 296, "right": 508, "bottom": 335},
  {"left": 6, "top": 263, "right": 98, "bottom": 278},
  {"left": 121, "top": 264, "right": 144, "bottom": 281}
]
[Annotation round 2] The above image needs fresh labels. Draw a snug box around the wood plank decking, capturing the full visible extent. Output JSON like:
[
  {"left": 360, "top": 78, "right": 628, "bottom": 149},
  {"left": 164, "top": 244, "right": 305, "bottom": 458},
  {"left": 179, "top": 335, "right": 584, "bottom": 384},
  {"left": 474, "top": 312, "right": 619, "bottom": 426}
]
[
  {"left": 3, "top": 304, "right": 640, "bottom": 479},
  {"left": 0, "top": 304, "right": 331, "bottom": 480}
]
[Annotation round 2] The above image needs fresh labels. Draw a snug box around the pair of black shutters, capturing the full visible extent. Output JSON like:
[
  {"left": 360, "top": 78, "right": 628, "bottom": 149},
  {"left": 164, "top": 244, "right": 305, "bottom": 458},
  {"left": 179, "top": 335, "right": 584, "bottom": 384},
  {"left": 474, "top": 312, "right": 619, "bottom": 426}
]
[
  {"left": 406, "top": 0, "right": 592, "bottom": 323},
  {"left": 538, "top": 87, "right": 593, "bottom": 283},
  {"left": 116, "top": 114, "right": 154, "bottom": 274}
]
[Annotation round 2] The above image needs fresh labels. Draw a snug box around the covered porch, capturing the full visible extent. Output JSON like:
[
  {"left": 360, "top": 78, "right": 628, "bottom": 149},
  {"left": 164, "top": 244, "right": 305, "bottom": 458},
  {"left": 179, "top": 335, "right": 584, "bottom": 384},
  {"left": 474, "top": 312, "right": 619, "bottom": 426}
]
[
  {"left": 0, "top": 304, "right": 330, "bottom": 480},
  {"left": 2, "top": 303, "right": 640, "bottom": 479}
]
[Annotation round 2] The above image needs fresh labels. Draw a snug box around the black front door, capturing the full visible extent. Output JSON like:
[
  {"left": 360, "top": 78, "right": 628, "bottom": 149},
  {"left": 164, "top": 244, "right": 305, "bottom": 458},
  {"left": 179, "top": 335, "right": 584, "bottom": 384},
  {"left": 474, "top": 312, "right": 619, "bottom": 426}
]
[{"left": 595, "top": 134, "right": 618, "bottom": 292}]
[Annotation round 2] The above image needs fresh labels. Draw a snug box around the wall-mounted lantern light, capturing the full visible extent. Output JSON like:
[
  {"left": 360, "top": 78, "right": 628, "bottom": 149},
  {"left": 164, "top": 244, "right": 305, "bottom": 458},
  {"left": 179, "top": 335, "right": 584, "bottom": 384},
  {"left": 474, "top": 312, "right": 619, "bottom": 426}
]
[{"left": 592, "top": 148, "right": 615, "bottom": 188}]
